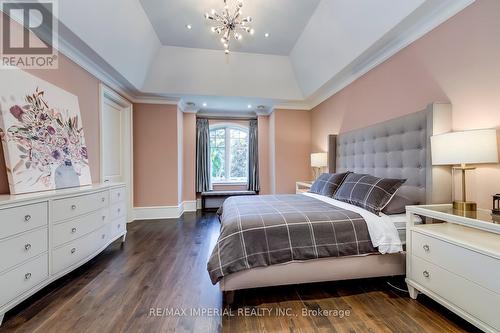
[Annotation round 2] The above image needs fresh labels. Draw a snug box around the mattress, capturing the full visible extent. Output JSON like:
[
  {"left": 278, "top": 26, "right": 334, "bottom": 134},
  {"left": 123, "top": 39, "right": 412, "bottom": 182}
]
[{"left": 383, "top": 214, "right": 423, "bottom": 244}]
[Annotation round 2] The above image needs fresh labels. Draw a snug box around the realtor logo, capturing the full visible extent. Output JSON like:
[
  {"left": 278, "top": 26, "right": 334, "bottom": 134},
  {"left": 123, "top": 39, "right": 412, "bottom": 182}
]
[{"left": 1, "top": 0, "right": 58, "bottom": 69}]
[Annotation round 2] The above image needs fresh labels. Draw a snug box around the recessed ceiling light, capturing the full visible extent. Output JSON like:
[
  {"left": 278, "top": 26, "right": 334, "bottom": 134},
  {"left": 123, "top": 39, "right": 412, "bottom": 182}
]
[
  {"left": 202, "top": 102, "right": 207, "bottom": 107},
  {"left": 186, "top": 24, "right": 192, "bottom": 30},
  {"left": 247, "top": 104, "right": 252, "bottom": 109},
  {"left": 264, "top": 32, "right": 269, "bottom": 38}
]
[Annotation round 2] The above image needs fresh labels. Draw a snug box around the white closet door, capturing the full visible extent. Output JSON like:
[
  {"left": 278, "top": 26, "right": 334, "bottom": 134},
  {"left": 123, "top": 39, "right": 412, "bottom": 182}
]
[{"left": 102, "top": 100, "right": 123, "bottom": 183}]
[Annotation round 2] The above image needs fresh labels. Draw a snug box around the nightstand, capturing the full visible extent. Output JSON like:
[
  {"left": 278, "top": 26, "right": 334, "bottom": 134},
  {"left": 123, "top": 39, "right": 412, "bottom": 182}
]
[
  {"left": 295, "top": 181, "right": 313, "bottom": 194},
  {"left": 406, "top": 205, "right": 500, "bottom": 333}
]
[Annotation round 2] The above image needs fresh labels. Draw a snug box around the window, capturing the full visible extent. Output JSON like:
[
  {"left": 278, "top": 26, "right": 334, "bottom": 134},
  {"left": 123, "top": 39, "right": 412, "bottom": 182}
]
[{"left": 209, "top": 125, "right": 248, "bottom": 183}]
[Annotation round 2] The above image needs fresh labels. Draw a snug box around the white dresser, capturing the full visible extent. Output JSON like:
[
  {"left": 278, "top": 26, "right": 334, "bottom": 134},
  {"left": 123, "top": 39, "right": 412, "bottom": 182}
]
[
  {"left": 0, "top": 183, "right": 127, "bottom": 325},
  {"left": 406, "top": 205, "right": 500, "bottom": 333}
]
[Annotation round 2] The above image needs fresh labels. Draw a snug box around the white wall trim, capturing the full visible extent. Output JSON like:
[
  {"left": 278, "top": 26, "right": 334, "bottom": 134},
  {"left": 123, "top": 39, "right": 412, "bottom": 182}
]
[
  {"left": 305, "top": 0, "right": 475, "bottom": 109},
  {"left": 131, "top": 96, "right": 180, "bottom": 105},
  {"left": 133, "top": 201, "right": 197, "bottom": 221},
  {"left": 133, "top": 205, "right": 181, "bottom": 220},
  {"left": 181, "top": 200, "right": 197, "bottom": 213}
]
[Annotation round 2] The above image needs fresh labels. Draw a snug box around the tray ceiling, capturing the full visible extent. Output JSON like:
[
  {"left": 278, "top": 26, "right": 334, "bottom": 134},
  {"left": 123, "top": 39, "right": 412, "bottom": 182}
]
[{"left": 139, "top": 0, "right": 320, "bottom": 55}]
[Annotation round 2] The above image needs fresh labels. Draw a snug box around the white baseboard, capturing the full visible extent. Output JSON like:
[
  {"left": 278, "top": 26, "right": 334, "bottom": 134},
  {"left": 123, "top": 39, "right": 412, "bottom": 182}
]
[
  {"left": 196, "top": 198, "right": 202, "bottom": 210},
  {"left": 133, "top": 200, "right": 198, "bottom": 221},
  {"left": 180, "top": 200, "right": 197, "bottom": 213}
]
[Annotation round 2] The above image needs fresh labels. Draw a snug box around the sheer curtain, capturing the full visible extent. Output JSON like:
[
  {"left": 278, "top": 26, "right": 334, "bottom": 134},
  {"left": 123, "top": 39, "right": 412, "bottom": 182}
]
[
  {"left": 196, "top": 118, "right": 211, "bottom": 192},
  {"left": 247, "top": 119, "right": 260, "bottom": 192}
]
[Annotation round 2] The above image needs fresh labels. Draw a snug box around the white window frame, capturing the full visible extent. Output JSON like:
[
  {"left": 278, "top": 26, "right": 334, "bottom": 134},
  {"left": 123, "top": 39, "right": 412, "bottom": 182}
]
[{"left": 209, "top": 124, "right": 249, "bottom": 185}]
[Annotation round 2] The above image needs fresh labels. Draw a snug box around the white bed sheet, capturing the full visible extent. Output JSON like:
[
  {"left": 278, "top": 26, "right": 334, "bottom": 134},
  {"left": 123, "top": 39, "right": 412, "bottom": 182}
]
[
  {"left": 303, "top": 192, "right": 403, "bottom": 254},
  {"left": 382, "top": 213, "right": 422, "bottom": 245}
]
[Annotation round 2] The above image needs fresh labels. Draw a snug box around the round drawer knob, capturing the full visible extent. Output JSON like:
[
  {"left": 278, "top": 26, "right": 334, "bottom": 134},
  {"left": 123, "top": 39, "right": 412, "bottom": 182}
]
[
  {"left": 25, "top": 272, "right": 31, "bottom": 280},
  {"left": 423, "top": 270, "right": 430, "bottom": 278},
  {"left": 118, "top": 208, "right": 121, "bottom": 213},
  {"left": 71, "top": 227, "right": 77, "bottom": 233},
  {"left": 102, "top": 216, "right": 106, "bottom": 220},
  {"left": 117, "top": 193, "right": 121, "bottom": 197},
  {"left": 71, "top": 248, "right": 76, "bottom": 254},
  {"left": 71, "top": 205, "right": 77, "bottom": 210},
  {"left": 24, "top": 215, "right": 31, "bottom": 222},
  {"left": 102, "top": 197, "right": 105, "bottom": 202},
  {"left": 24, "top": 243, "right": 32, "bottom": 251},
  {"left": 102, "top": 234, "right": 106, "bottom": 239},
  {"left": 423, "top": 244, "right": 430, "bottom": 252}
]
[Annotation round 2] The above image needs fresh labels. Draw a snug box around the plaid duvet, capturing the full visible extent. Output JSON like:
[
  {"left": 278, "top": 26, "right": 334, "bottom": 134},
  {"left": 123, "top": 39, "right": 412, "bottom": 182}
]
[{"left": 207, "top": 194, "right": 376, "bottom": 284}]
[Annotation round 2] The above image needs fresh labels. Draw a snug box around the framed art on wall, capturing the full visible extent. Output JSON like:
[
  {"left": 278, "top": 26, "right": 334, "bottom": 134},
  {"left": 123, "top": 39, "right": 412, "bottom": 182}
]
[{"left": 0, "top": 69, "right": 92, "bottom": 194}]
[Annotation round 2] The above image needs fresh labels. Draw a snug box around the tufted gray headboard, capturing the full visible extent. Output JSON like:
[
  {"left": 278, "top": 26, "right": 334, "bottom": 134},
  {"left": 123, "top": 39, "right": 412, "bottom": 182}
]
[{"left": 329, "top": 104, "right": 453, "bottom": 205}]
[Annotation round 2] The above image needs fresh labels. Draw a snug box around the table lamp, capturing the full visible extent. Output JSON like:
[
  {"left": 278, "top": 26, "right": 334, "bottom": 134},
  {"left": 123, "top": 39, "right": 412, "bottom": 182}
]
[
  {"left": 431, "top": 129, "right": 499, "bottom": 212},
  {"left": 311, "top": 153, "right": 328, "bottom": 180}
]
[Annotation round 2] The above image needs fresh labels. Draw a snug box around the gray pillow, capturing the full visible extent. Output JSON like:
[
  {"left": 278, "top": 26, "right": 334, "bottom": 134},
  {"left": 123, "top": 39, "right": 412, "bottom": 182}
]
[
  {"left": 309, "top": 172, "right": 351, "bottom": 197},
  {"left": 382, "top": 194, "right": 413, "bottom": 215},
  {"left": 333, "top": 173, "right": 406, "bottom": 215}
]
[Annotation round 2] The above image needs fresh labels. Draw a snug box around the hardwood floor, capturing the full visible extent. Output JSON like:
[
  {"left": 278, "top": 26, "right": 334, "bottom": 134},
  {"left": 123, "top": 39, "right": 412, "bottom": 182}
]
[{"left": 0, "top": 212, "right": 480, "bottom": 333}]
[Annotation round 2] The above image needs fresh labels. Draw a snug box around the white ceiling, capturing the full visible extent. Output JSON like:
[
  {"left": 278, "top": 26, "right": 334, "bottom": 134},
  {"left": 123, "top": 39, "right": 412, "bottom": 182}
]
[
  {"left": 139, "top": 0, "right": 320, "bottom": 56},
  {"left": 52, "top": 0, "right": 475, "bottom": 114}
]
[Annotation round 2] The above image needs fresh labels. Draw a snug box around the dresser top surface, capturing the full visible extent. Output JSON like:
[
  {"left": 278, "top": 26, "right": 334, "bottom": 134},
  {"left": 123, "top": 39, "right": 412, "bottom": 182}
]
[
  {"left": 407, "top": 204, "right": 500, "bottom": 234},
  {"left": 0, "top": 183, "right": 125, "bottom": 207}
]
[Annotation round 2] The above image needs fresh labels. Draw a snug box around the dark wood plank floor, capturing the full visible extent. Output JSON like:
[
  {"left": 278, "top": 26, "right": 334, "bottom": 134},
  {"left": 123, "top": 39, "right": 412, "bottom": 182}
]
[{"left": 0, "top": 212, "right": 480, "bottom": 333}]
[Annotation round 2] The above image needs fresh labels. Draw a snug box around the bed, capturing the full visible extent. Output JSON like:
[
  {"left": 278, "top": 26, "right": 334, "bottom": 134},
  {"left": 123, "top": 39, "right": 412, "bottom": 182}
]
[{"left": 208, "top": 103, "right": 453, "bottom": 302}]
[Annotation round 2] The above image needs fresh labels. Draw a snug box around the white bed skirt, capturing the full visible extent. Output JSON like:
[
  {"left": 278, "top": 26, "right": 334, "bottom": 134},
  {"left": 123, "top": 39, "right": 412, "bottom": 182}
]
[{"left": 219, "top": 252, "right": 405, "bottom": 291}]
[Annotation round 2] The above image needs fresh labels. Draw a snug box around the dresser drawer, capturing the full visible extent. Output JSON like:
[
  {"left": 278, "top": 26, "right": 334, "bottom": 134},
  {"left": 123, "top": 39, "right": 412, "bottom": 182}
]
[
  {"left": 110, "top": 202, "right": 126, "bottom": 221},
  {"left": 412, "top": 231, "right": 500, "bottom": 294},
  {"left": 0, "top": 254, "right": 48, "bottom": 307},
  {"left": 52, "top": 209, "right": 109, "bottom": 247},
  {"left": 52, "top": 225, "right": 109, "bottom": 274},
  {"left": 0, "top": 228, "right": 48, "bottom": 274},
  {"left": 110, "top": 187, "right": 125, "bottom": 204},
  {"left": 0, "top": 202, "right": 48, "bottom": 239},
  {"left": 410, "top": 255, "right": 500, "bottom": 330},
  {"left": 52, "top": 191, "right": 109, "bottom": 222},
  {"left": 111, "top": 216, "right": 126, "bottom": 239}
]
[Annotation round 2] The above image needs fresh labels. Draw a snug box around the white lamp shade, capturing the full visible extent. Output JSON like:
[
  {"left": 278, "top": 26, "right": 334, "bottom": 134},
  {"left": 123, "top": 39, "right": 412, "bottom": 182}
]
[
  {"left": 431, "top": 129, "right": 499, "bottom": 165},
  {"left": 311, "top": 153, "right": 328, "bottom": 168}
]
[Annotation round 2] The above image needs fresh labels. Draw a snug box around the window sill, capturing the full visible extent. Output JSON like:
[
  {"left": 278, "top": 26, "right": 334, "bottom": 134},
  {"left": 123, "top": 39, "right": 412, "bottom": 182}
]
[{"left": 212, "top": 181, "right": 248, "bottom": 186}]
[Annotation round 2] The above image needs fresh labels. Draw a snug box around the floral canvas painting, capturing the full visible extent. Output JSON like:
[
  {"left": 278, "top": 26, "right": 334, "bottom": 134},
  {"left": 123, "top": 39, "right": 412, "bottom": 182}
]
[{"left": 0, "top": 70, "right": 92, "bottom": 194}]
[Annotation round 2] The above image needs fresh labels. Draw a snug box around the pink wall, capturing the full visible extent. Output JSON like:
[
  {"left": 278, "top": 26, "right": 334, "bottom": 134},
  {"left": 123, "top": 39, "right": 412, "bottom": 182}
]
[
  {"left": 311, "top": 0, "right": 500, "bottom": 209},
  {"left": 133, "top": 103, "right": 179, "bottom": 206},
  {"left": 273, "top": 109, "right": 312, "bottom": 194}
]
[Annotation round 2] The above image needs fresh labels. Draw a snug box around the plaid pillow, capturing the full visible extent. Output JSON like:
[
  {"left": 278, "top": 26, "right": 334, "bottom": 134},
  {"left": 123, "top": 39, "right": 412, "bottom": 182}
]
[
  {"left": 309, "top": 172, "right": 351, "bottom": 197},
  {"left": 333, "top": 173, "right": 406, "bottom": 215}
]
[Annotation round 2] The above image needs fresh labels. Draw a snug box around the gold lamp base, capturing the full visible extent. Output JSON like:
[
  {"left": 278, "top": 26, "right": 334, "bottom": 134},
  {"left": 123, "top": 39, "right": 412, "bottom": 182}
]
[{"left": 453, "top": 201, "right": 477, "bottom": 212}]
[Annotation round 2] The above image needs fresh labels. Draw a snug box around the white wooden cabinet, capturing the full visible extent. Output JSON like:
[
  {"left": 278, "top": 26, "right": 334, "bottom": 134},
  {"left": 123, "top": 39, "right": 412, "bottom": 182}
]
[
  {"left": 0, "top": 183, "right": 126, "bottom": 325},
  {"left": 406, "top": 205, "right": 500, "bottom": 333}
]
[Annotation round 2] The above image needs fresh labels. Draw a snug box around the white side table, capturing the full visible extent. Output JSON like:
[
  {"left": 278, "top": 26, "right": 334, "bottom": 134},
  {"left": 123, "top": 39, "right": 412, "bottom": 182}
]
[
  {"left": 295, "top": 181, "right": 313, "bottom": 194},
  {"left": 406, "top": 205, "right": 500, "bottom": 333}
]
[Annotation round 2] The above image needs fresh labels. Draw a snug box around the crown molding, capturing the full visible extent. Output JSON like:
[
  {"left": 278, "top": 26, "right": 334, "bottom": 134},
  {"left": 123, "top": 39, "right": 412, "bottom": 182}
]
[
  {"left": 273, "top": 101, "right": 311, "bottom": 111},
  {"left": 131, "top": 96, "right": 179, "bottom": 105},
  {"left": 305, "top": 0, "right": 475, "bottom": 109}
]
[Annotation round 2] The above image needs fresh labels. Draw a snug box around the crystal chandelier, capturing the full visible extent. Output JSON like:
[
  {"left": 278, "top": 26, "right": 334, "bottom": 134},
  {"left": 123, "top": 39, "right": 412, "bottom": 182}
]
[{"left": 205, "top": 0, "right": 254, "bottom": 54}]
